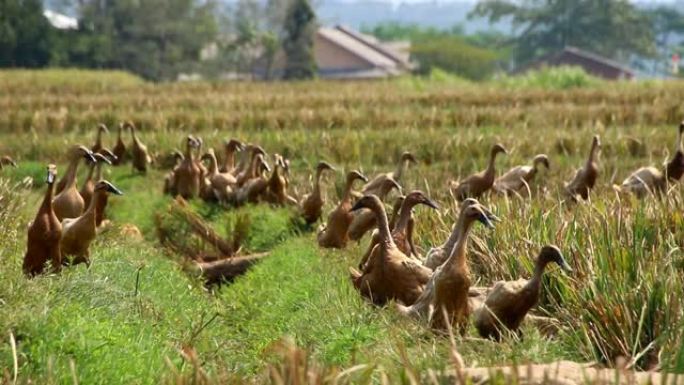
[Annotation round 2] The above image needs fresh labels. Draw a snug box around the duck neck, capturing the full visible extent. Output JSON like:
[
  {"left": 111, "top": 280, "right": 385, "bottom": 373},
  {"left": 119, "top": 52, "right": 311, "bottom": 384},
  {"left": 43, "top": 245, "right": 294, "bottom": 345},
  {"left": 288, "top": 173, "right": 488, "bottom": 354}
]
[
  {"left": 64, "top": 156, "right": 80, "bottom": 188},
  {"left": 342, "top": 178, "right": 357, "bottom": 202},
  {"left": 94, "top": 163, "right": 104, "bottom": 181},
  {"left": 84, "top": 189, "right": 104, "bottom": 220},
  {"left": 85, "top": 163, "right": 96, "bottom": 183},
  {"left": 395, "top": 159, "right": 407, "bottom": 180},
  {"left": 312, "top": 169, "right": 324, "bottom": 197},
  {"left": 441, "top": 219, "right": 461, "bottom": 255},
  {"left": 526, "top": 258, "right": 549, "bottom": 294},
  {"left": 129, "top": 125, "right": 139, "bottom": 143},
  {"left": 485, "top": 150, "right": 499, "bottom": 179},
  {"left": 223, "top": 148, "right": 236, "bottom": 170},
  {"left": 587, "top": 141, "right": 598, "bottom": 166},
  {"left": 393, "top": 200, "right": 415, "bottom": 234},
  {"left": 371, "top": 202, "right": 395, "bottom": 249},
  {"left": 207, "top": 155, "right": 218, "bottom": 175},
  {"left": 41, "top": 180, "right": 56, "bottom": 212},
  {"left": 117, "top": 126, "right": 123, "bottom": 142},
  {"left": 444, "top": 214, "right": 475, "bottom": 270},
  {"left": 95, "top": 129, "right": 103, "bottom": 148}
]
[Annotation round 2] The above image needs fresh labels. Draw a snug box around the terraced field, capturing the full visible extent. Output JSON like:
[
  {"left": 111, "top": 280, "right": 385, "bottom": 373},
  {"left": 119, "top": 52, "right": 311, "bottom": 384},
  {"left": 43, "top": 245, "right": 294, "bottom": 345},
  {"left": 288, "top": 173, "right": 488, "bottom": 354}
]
[{"left": 1, "top": 70, "right": 683, "bottom": 384}]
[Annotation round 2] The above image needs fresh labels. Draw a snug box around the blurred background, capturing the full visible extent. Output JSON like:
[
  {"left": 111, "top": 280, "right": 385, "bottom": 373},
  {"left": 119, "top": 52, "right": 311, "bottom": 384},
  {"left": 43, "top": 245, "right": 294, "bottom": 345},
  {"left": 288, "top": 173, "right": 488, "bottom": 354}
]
[{"left": 1, "top": 0, "right": 683, "bottom": 82}]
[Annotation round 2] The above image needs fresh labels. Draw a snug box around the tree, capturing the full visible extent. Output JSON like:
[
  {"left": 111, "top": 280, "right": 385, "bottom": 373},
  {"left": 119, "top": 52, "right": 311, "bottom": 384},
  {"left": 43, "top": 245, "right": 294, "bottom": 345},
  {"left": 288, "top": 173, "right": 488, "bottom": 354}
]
[
  {"left": 470, "top": 0, "right": 656, "bottom": 64},
  {"left": 281, "top": 0, "right": 316, "bottom": 80},
  {"left": 0, "top": 0, "right": 54, "bottom": 67}
]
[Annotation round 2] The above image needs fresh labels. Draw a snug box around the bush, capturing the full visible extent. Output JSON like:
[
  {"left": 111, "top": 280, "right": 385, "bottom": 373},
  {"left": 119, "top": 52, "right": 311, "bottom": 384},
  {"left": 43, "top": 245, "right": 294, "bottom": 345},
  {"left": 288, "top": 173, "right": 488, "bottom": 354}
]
[{"left": 496, "top": 66, "right": 601, "bottom": 90}]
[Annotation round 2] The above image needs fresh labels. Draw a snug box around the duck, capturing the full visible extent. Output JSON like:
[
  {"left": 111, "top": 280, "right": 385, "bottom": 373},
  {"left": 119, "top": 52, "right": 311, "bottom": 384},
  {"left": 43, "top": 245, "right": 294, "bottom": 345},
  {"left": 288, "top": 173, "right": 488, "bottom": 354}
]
[
  {"left": 111, "top": 122, "right": 127, "bottom": 165},
  {"left": 79, "top": 152, "right": 113, "bottom": 209},
  {"left": 358, "top": 191, "right": 438, "bottom": 270},
  {"left": 163, "top": 150, "right": 185, "bottom": 196},
  {"left": 349, "top": 195, "right": 432, "bottom": 306},
  {"left": 201, "top": 148, "right": 238, "bottom": 203},
  {"left": 235, "top": 154, "right": 271, "bottom": 205},
  {"left": 564, "top": 135, "right": 600, "bottom": 201},
  {"left": 0, "top": 155, "right": 17, "bottom": 170},
  {"left": 317, "top": 170, "right": 368, "bottom": 249},
  {"left": 23, "top": 165, "right": 62, "bottom": 276},
  {"left": 91, "top": 123, "right": 108, "bottom": 154},
  {"left": 173, "top": 136, "right": 202, "bottom": 199},
  {"left": 60, "top": 180, "right": 123, "bottom": 266},
  {"left": 361, "top": 151, "right": 416, "bottom": 195},
  {"left": 474, "top": 245, "right": 572, "bottom": 340},
  {"left": 493, "top": 154, "right": 550, "bottom": 197},
  {"left": 53, "top": 145, "right": 97, "bottom": 221},
  {"left": 126, "top": 121, "right": 152, "bottom": 173},
  {"left": 219, "top": 139, "right": 244, "bottom": 173},
  {"left": 264, "top": 154, "right": 298, "bottom": 206},
  {"left": 617, "top": 122, "right": 684, "bottom": 198},
  {"left": 347, "top": 178, "right": 402, "bottom": 241},
  {"left": 299, "top": 161, "right": 336, "bottom": 225},
  {"left": 236, "top": 145, "right": 268, "bottom": 187},
  {"left": 450, "top": 144, "right": 508, "bottom": 201},
  {"left": 423, "top": 198, "right": 498, "bottom": 270},
  {"left": 398, "top": 200, "right": 494, "bottom": 333}
]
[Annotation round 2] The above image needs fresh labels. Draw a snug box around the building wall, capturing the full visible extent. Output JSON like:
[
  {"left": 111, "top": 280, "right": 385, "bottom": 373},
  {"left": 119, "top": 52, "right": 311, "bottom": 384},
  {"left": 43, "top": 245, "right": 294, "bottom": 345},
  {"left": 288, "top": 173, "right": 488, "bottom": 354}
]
[{"left": 314, "top": 34, "right": 373, "bottom": 71}]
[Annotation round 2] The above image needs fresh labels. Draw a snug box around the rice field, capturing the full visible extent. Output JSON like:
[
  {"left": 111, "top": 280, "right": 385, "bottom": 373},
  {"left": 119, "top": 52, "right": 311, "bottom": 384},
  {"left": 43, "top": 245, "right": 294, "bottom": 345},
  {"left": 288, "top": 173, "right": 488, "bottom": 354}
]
[{"left": 1, "top": 70, "right": 684, "bottom": 384}]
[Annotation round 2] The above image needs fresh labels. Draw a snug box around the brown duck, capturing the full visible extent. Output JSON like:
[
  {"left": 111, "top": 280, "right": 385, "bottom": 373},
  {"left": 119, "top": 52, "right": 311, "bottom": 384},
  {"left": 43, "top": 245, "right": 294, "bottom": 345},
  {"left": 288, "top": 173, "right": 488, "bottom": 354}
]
[
  {"left": 423, "top": 198, "right": 498, "bottom": 270},
  {"left": 317, "top": 170, "right": 368, "bottom": 249},
  {"left": 111, "top": 122, "right": 127, "bottom": 165},
  {"left": 349, "top": 195, "right": 432, "bottom": 306},
  {"left": 0, "top": 155, "right": 17, "bottom": 170},
  {"left": 564, "top": 135, "right": 600, "bottom": 201},
  {"left": 91, "top": 123, "right": 108, "bottom": 154},
  {"left": 61, "top": 180, "right": 123, "bottom": 266},
  {"left": 474, "top": 245, "right": 571, "bottom": 340},
  {"left": 299, "top": 161, "right": 336, "bottom": 225},
  {"left": 173, "top": 136, "right": 202, "bottom": 199},
  {"left": 23, "top": 165, "right": 62, "bottom": 276},
  {"left": 493, "top": 154, "right": 550, "bottom": 197},
  {"left": 236, "top": 145, "right": 267, "bottom": 187},
  {"left": 235, "top": 154, "right": 271, "bottom": 205},
  {"left": 358, "top": 191, "right": 438, "bottom": 270},
  {"left": 264, "top": 154, "right": 298, "bottom": 206},
  {"left": 361, "top": 151, "right": 416, "bottom": 195},
  {"left": 219, "top": 139, "right": 244, "bottom": 173},
  {"left": 617, "top": 122, "right": 684, "bottom": 198},
  {"left": 163, "top": 150, "right": 185, "bottom": 196},
  {"left": 451, "top": 144, "right": 507, "bottom": 201},
  {"left": 398, "top": 201, "right": 494, "bottom": 333},
  {"left": 53, "top": 145, "right": 96, "bottom": 221},
  {"left": 201, "top": 148, "right": 238, "bottom": 203},
  {"left": 127, "top": 121, "right": 152, "bottom": 173},
  {"left": 79, "top": 152, "right": 112, "bottom": 210},
  {"left": 347, "top": 177, "right": 402, "bottom": 241}
]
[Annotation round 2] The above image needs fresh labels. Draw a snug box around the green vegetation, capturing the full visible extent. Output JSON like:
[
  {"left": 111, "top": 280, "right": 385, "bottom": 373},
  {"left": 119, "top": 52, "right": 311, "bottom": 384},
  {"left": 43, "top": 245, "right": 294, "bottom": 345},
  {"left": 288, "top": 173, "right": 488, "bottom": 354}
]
[{"left": 1, "top": 70, "right": 684, "bottom": 383}]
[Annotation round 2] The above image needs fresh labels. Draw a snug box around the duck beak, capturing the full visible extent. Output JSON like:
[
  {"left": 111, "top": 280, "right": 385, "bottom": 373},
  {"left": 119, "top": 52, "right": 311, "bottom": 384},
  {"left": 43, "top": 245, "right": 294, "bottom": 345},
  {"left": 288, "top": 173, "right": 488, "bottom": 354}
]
[
  {"left": 558, "top": 258, "right": 573, "bottom": 273},
  {"left": 10, "top": 160, "right": 17, "bottom": 167},
  {"left": 100, "top": 156, "right": 113, "bottom": 165},
  {"left": 477, "top": 212, "right": 495, "bottom": 229},
  {"left": 46, "top": 167, "right": 56, "bottom": 184},
  {"left": 105, "top": 182, "right": 124, "bottom": 196},
  {"left": 83, "top": 151, "right": 97, "bottom": 163},
  {"left": 423, "top": 198, "right": 439, "bottom": 210},
  {"left": 486, "top": 211, "right": 501, "bottom": 223},
  {"left": 350, "top": 200, "right": 365, "bottom": 212}
]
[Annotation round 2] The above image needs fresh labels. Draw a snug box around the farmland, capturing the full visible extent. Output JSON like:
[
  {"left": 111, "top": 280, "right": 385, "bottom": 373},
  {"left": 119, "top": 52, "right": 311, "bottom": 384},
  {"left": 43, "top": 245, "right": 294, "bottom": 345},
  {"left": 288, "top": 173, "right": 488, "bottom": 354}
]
[{"left": 1, "top": 69, "right": 684, "bottom": 384}]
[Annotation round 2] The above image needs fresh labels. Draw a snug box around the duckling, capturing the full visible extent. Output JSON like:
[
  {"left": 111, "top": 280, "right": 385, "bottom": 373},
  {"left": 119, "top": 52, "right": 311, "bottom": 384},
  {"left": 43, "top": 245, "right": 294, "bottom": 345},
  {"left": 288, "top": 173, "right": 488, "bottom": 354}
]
[
  {"left": 219, "top": 139, "right": 244, "bottom": 173},
  {"left": 111, "top": 122, "right": 127, "bottom": 165},
  {"left": 474, "top": 245, "right": 572, "bottom": 340},
  {"left": 0, "top": 155, "right": 17, "bottom": 170},
  {"left": 617, "top": 122, "right": 684, "bottom": 198},
  {"left": 349, "top": 195, "right": 432, "bottom": 306},
  {"left": 493, "top": 154, "right": 550, "bottom": 197},
  {"left": 300, "top": 161, "right": 336, "bottom": 225},
  {"left": 235, "top": 154, "right": 271, "bottom": 205},
  {"left": 264, "top": 154, "right": 298, "bottom": 206},
  {"left": 79, "top": 152, "right": 112, "bottom": 209},
  {"left": 173, "top": 136, "right": 202, "bottom": 199},
  {"left": 201, "top": 148, "right": 238, "bottom": 203},
  {"left": 564, "top": 135, "right": 600, "bottom": 201},
  {"left": 348, "top": 178, "right": 402, "bottom": 241},
  {"left": 317, "top": 170, "right": 368, "bottom": 249},
  {"left": 53, "top": 145, "right": 97, "bottom": 221},
  {"left": 451, "top": 144, "right": 508, "bottom": 201},
  {"left": 423, "top": 198, "right": 498, "bottom": 270},
  {"left": 23, "top": 165, "right": 62, "bottom": 276},
  {"left": 60, "top": 180, "right": 123, "bottom": 266},
  {"left": 361, "top": 151, "right": 416, "bottom": 195},
  {"left": 358, "top": 191, "right": 438, "bottom": 270},
  {"left": 91, "top": 123, "right": 108, "bottom": 154},
  {"left": 126, "top": 121, "right": 152, "bottom": 173},
  {"left": 163, "top": 150, "right": 185, "bottom": 195},
  {"left": 398, "top": 201, "right": 494, "bottom": 333}
]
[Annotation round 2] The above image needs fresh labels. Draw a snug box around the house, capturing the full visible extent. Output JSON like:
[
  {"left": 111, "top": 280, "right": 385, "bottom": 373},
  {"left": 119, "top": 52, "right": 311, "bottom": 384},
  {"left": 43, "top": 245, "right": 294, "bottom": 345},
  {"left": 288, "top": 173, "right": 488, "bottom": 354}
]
[
  {"left": 515, "top": 46, "right": 635, "bottom": 80},
  {"left": 254, "top": 25, "right": 413, "bottom": 80}
]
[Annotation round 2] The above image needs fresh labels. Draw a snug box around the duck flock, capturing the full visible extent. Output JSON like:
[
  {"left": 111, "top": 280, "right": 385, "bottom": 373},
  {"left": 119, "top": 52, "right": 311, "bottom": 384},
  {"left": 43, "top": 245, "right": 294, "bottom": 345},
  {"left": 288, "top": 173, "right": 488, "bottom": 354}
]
[{"left": 6, "top": 119, "right": 684, "bottom": 341}]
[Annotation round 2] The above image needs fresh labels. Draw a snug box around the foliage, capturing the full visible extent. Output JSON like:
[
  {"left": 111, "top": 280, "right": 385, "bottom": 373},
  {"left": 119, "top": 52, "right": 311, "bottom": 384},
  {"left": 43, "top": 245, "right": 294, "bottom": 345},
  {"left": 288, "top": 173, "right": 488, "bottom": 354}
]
[
  {"left": 282, "top": 0, "right": 316, "bottom": 80},
  {"left": 471, "top": 0, "right": 656, "bottom": 64},
  {"left": 497, "top": 66, "right": 600, "bottom": 89},
  {"left": 0, "top": 0, "right": 54, "bottom": 67}
]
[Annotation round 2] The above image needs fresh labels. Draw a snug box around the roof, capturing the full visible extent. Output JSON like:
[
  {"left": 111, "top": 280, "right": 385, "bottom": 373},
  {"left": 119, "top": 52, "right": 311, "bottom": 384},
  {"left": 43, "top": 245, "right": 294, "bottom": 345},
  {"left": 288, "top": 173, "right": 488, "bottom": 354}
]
[
  {"left": 317, "top": 26, "right": 398, "bottom": 69},
  {"left": 516, "top": 46, "right": 635, "bottom": 79},
  {"left": 44, "top": 10, "right": 78, "bottom": 30},
  {"left": 333, "top": 25, "right": 412, "bottom": 69},
  {"left": 560, "top": 46, "right": 634, "bottom": 75}
]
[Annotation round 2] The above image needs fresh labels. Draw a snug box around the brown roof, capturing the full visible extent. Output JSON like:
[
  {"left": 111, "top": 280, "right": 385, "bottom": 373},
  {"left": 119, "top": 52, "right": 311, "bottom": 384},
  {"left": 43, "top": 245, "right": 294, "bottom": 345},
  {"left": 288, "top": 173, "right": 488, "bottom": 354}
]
[{"left": 516, "top": 46, "right": 635, "bottom": 80}]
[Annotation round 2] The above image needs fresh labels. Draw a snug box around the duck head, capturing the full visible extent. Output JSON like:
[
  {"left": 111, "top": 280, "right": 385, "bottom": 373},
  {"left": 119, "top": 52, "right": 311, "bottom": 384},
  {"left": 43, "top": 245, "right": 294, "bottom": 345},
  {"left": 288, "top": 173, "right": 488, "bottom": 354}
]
[
  {"left": 401, "top": 151, "right": 417, "bottom": 164},
  {"left": 93, "top": 153, "right": 112, "bottom": 165},
  {"left": 316, "top": 161, "right": 335, "bottom": 173},
  {"left": 533, "top": 154, "right": 550, "bottom": 170},
  {"left": 224, "top": 139, "right": 244, "bottom": 152},
  {"left": 460, "top": 199, "right": 496, "bottom": 229},
  {"left": 460, "top": 198, "right": 500, "bottom": 223},
  {"left": 350, "top": 194, "right": 383, "bottom": 213},
  {"left": 256, "top": 154, "right": 271, "bottom": 174},
  {"left": 97, "top": 123, "right": 109, "bottom": 134},
  {"left": 346, "top": 170, "right": 368, "bottom": 185},
  {"left": 94, "top": 180, "right": 124, "bottom": 196},
  {"left": 70, "top": 145, "right": 97, "bottom": 163},
  {"left": 46, "top": 164, "right": 57, "bottom": 184},
  {"left": 491, "top": 143, "right": 508, "bottom": 157},
  {"left": 99, "top": 149, "right": 118, "bottom": 164},
  {"left": 404, "top": 190, "right": 439, "bottom": 210},
  {"left": 379, "top": 177, "right": 402, "bottom": 197},
  {"left": 538, "top": 245, "right": 572, "bottom": 273}
]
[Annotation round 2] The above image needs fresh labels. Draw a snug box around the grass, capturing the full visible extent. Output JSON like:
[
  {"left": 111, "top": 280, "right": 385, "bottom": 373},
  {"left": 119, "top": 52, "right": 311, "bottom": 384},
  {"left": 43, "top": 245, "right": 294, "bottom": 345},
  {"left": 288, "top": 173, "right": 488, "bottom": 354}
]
[{"left": 1, "top": 69, "right": 684, "bottom": 383}]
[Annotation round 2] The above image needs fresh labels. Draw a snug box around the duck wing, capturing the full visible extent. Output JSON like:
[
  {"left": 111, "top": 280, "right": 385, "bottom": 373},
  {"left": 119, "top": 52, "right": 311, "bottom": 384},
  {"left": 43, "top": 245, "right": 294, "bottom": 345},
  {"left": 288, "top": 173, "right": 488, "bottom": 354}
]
[{"left": 494, "top": 165, "right": 531, "bottom": 193}]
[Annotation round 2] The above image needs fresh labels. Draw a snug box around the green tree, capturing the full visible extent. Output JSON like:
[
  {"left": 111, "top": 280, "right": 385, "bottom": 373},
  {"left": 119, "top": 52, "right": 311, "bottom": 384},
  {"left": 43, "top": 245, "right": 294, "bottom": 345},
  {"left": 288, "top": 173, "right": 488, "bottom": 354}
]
[
  {"left": 281, "top": 0, "right": 316, "bottom": 80},
  {"left": 471, "top": 0, "right": 655, "bottom": 64},
  {"left": 0, "top": 0, "right": 54, "bottom": 67}
]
